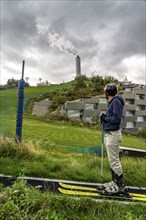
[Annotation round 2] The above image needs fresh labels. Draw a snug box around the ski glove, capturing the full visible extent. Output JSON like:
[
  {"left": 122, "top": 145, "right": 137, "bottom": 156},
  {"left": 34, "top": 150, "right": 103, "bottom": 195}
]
[{"left": 100, "top": 113, "right": 106, "bottom": 124}]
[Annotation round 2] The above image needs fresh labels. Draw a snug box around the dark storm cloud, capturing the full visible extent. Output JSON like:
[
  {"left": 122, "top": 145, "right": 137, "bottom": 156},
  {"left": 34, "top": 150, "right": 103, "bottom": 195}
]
[
  {"left": 1, "top": 1, "right": 37, "bottom": 64},
  {"left": 100, "top": 2, "right": 145, "bottom": 61},
  {"left": 1, "top": 0, "right": 145, "bottom": 85}
]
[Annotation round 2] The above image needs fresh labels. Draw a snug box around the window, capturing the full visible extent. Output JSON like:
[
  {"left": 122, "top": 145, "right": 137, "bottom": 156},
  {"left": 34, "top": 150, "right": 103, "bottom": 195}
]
[
  {"left": 125, "top": 99, "right": 135, "bottom": 105},
  {"left": 137, "top": 116, "right": 144, "bottom": 122},
  {"left": 136, "top": 94, "right": 145, "bottom": 100},
  {"left": 125, "top": 110, "right": 135, "bottom": 116},
  {"left": 100, "top": 97, "right": 107, "bottom": 104},
  {"left": 85, "top": 103, "right": 94, "bottom": 110},
  {"left": 136, "top": 105, "right": 145, "bottom": 110},
  {"left": 139, "top": 94, "right": 145, "bottom": 100},
  {"left": 67, "top": 110, "right": 80, "bottom": 117},
  {"left": 94, "top": 103, "right": 98, "bottom": 109},
  {"left": 126, "top": 122, "right": 134, "bottom": 128}
]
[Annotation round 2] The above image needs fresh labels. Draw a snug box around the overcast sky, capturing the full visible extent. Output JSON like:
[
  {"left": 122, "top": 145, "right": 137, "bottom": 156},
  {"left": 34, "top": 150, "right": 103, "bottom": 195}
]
[{"left": 1, "top": 0, "right": 145, "bottom": 86}]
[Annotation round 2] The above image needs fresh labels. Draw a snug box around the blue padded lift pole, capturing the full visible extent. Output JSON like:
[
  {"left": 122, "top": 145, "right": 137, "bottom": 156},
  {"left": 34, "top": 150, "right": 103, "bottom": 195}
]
[
  {"left": 100, "top": 123, "right": 104, "bottom": 181},
  {"left": 15, "top": 60, "right": 25, "bottom": 143}
]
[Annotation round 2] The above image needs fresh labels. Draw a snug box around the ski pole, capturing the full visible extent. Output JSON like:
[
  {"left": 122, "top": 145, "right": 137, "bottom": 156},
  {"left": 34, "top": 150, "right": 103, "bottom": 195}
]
[{"left": 101, "top": 123, "right": 104, "bottom": 181}]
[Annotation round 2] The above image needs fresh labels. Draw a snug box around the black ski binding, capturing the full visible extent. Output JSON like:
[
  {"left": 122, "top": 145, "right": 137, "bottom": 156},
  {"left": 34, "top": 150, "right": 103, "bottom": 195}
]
[{"left": 97, "top": 185, "right": 130, "bottom": 197}]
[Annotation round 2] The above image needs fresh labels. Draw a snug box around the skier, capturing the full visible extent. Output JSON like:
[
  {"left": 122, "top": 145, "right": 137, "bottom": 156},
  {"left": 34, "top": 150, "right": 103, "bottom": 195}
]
[{"left": 100, "top": 83, "right": 125, "bottom": 195}]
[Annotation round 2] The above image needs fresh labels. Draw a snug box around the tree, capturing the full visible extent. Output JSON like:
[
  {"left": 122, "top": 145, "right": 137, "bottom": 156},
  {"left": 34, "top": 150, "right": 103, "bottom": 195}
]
[
  {"left": 6, "top": 77, "right": 30, "bottom": 87},
  {"left": 7, "top": 78, "right": 19, "bottom": 87},
  {"left": 104, "top": 76, "right": 118, "bottom": 86},
  {"left": 74, "top": 75, "right": 87, "bottom": 90},
  {"left": 90, "top": 75, "right": 104, "bottom": 94},
  {"left": 74, "top": 75, "right": 88, "bottom": 81}
]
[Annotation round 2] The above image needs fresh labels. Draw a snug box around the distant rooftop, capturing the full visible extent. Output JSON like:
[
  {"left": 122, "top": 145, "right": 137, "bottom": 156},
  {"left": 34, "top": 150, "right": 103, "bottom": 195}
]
[{"left": 119, "top": 77, "right": 144, "bottom": 90}]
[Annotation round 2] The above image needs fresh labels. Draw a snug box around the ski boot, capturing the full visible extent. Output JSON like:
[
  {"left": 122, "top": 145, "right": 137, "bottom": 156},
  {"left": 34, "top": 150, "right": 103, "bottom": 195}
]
[
  {"left": 97, "top": 169, "right": 115, "bottom": 191},
  {"left": 99, "top": 172, "right": 129, "bottom": 196}
]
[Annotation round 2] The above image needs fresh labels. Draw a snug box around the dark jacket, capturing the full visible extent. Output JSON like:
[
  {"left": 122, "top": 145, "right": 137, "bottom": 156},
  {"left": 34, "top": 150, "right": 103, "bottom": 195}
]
[{"left": 103, "top": 95, "right": 124, "bottom": 132}]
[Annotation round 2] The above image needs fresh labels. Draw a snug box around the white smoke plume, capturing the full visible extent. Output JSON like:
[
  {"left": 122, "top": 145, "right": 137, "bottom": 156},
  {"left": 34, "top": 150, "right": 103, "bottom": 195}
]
[
  {"left": 48, "top": 33, "right": 78, "bottom": 56},
  {"left": 36, "top": 21, "right": 78, "bottom": 56}
]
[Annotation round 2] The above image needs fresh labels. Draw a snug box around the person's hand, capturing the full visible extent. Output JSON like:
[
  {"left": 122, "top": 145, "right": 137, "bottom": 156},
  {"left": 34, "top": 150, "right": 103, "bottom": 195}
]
[{"left": 100, "top": 113, "right": 106, "bottom": 124}]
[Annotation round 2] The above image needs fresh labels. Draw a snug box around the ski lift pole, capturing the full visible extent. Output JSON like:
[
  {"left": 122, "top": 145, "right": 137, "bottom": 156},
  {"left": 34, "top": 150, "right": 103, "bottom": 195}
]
[
  {"left": 15, "top": 60, "right": 25, "bottom": 144},
  {"left": 100, "top": 123, "right": 104, "bottom": 181}
]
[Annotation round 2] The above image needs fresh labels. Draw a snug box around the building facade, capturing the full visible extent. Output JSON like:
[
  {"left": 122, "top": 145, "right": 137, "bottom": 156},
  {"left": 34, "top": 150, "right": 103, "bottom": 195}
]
[{"left": 65, "top": 86, "right": 146, "bottom": 131}]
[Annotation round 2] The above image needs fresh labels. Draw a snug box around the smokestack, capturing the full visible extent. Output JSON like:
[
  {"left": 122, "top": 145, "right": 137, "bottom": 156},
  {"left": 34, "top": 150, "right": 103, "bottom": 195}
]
[{"left": 76, "top": 55, "right": 81, "bottom": 76}]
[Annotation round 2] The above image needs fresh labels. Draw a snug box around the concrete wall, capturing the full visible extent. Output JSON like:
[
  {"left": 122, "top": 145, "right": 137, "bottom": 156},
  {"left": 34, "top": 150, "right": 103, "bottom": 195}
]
[{"left": 32, "top": 98, "right": 52, "bottom": 116}]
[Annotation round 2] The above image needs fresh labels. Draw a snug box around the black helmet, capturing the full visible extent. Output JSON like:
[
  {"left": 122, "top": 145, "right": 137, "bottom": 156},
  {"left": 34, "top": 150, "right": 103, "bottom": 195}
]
[{"left": 104, "top": 83, "right": 118, "bottom": 96}]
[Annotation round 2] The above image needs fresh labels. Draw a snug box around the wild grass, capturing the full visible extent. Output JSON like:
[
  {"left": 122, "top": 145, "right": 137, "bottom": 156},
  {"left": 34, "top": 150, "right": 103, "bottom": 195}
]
[
  {"left": 0, "top": 135, "right": 146, "bottom": 187},
  {"left": 0, "top": 178, "right": 145, "bottom": 220}
]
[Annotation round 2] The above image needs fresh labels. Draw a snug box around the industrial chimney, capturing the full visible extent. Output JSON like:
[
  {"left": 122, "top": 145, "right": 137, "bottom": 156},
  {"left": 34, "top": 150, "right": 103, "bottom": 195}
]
[{"left": 76, "top": 55, "right": 81, "bottom": 76}]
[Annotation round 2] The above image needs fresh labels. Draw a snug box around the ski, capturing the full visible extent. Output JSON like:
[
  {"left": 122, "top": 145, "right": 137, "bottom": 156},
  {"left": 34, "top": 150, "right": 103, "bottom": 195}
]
[
  {"left": 58, "top": 187, "right": 146, "bottom": 202},
  {"left": 59, "top": 182, "right": 146, "bottom": 200},
  {"left": 59, "top": 182, "right": 97, "bottom": 192}
]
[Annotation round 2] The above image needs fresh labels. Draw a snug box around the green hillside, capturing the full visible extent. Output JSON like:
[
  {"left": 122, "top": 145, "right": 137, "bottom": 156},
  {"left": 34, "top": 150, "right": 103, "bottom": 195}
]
[
  {"left": 0, "top": 83, "right": 73, "bottom": 137},
  {"left": 0, "top": 81, "right": 145, "bottom": 149},
  {"left": 0, "top": 81, "right": 146, "bottom": 188}
]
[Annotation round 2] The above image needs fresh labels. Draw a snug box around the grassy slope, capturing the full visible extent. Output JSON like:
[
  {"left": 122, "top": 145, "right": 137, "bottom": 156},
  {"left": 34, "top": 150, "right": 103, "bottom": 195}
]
[
  {"left": 0, "top": 84, "right": 145, "bottom": 149},
  {"left": 0, "top": 85, "right": 146, "bottom": 219},
  {"left": 1, "top": 115, "right": 145, "bottom": 149},
  {"left": 0, "top": 85, "right": 146, "bottom": 186},
  {"left": 0, "top": 136, "right": 146, "bottom": 187},
  {"left": 0, "top": 83, "right": 72, "bottom": 136}
]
